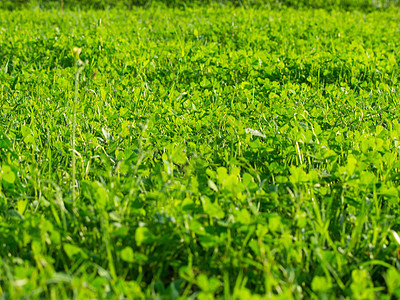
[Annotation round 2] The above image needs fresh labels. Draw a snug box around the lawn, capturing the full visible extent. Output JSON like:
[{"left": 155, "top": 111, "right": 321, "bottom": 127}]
[{"left": 1, "top": 2, "right": 400, "bottom": 298}]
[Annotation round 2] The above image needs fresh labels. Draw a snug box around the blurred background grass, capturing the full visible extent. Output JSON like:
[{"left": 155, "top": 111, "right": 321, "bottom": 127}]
[{"left": 1, "top": 0, "right": 399, "bottom": 10}]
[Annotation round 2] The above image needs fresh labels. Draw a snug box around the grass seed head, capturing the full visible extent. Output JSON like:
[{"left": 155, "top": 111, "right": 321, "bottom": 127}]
[{"left": 72, "top": 47, "right": 82, "bottom": 59}]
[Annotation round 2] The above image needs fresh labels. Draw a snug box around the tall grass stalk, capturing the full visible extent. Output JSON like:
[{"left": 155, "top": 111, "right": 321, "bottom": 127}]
[{"left": 72, "top": 47, "right": 84, "bottom": 203}]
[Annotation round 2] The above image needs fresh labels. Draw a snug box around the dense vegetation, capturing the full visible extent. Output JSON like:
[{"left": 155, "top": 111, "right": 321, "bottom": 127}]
[
  {"left": 1, "top": 3, "right": 400, "bottom": 299},
  {"left": 1, "top": 0, "right": 400, "bottom": 10}
]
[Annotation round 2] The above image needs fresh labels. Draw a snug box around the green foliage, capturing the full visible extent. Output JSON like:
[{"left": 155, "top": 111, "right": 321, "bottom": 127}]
[
  {"left": 1, "top": 0, "right": 400, "bottom": 10},
  {"left": 1, "top": 3, "right": 400, "bottom": 299}
]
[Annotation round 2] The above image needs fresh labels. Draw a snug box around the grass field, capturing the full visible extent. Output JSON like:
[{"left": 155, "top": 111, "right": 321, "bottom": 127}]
[{"left": 1, "top": 3, "right": 400, "bottom": 299}]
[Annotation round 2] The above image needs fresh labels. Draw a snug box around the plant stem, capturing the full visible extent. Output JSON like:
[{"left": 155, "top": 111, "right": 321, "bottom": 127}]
[{"left": 72, "top": 63, "right": 79, "bottom": 204}]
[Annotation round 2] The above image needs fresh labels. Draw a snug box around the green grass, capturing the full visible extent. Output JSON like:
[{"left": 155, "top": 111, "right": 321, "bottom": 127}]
[{"left": 1, "top": 4, "right": 400, "bottom": 299}]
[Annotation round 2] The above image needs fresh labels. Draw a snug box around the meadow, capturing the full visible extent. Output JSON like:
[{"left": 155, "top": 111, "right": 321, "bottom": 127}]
[{"left": 1, "top": 2, "right": 400, "bottom": 298}]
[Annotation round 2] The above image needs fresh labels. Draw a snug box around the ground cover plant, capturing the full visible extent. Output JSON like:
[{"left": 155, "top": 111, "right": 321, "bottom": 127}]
[
  {"left": 2, "top": 0, "right": 400, "bottom": 10},
  {"left": 1, "top": 2, "right": 400, "bottom": 299}
]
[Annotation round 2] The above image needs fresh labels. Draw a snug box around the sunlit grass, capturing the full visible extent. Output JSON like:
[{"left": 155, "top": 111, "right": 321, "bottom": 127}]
[{"left": 0, "top": 5, "right": 400, "bottom": 299}]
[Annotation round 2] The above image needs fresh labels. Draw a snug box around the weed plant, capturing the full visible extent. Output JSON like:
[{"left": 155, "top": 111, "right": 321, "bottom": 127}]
[{"left": 0, "top": 4, "right": 400, "bottom": 299}]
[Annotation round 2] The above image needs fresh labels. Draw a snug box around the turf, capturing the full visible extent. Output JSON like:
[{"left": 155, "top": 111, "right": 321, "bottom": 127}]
[{"left": 1, "top": 4, "right": 400, "bottom": 299}]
